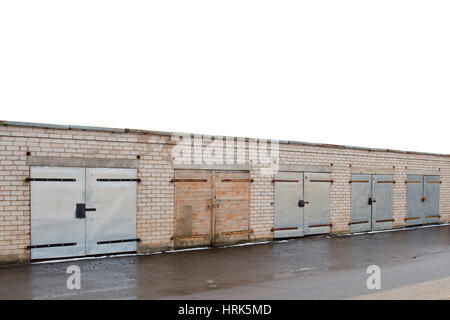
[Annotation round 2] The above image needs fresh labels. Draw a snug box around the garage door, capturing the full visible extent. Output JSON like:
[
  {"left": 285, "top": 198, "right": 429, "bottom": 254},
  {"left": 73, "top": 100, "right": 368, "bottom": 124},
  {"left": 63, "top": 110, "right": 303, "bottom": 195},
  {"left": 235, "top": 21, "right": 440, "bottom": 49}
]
[
  {"left": 173, "top": 170, "right": 212, "bottom": 249},
  {"left": 349, "top": 174, "right": 372, "bottom": 232},
  {"left": 371, "top": 175, "right": 394, "bottom": 230},
  {"left": 407, "top": 175, "right": 441, "bottom": 226},
  {"left": 423, "top": 176, "right": 440, "bottom": 224},
  {"left": 213, "top": 171, "right": 251, "bottom": 246},
  {"left": 273, "top": 172, "right": 304, "bottom": 238},
  {"left": 304, "top": 173, "right": 332, "bottom": 235},
  {"left": 349, "top": 174, "right": 394, "bottom": 232},
  {"left": 406, "top": 175, "right": 424, "bottom": 226},
  {"left": 30, "top": 167, "right": 86, "bottom": 259},
  {"left": 273, "top": 171, "right": 331, "bottom": 238},
  {"left": 85, "top": 168, "right": 138, "bottom": 255},
  {"left": 173, "top": 170, "right": 251, "bottom": 249},
  {"left": 30, "top": 166, "right": 138, "bottom": 260}
]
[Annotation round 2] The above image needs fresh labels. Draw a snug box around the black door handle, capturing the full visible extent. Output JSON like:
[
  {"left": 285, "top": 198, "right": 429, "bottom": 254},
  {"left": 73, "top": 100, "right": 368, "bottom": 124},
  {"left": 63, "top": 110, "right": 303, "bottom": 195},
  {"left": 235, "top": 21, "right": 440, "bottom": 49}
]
[
  {"left": 75, "top": 203, "right": 96, "bottom": 219},
  {"left": 298, "top": 200, "right": 309, "bottom": 207},
  {"left": 76, "top": 203, "right": 86, "bottom": 219}
]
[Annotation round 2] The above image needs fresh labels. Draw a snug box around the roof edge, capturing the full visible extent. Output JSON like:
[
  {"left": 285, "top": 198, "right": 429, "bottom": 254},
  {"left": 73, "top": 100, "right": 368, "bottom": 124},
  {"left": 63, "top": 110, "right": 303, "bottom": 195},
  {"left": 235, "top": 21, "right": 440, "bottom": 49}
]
[{"left": 1, "top": 120, "right": 449, "bottom": 158}]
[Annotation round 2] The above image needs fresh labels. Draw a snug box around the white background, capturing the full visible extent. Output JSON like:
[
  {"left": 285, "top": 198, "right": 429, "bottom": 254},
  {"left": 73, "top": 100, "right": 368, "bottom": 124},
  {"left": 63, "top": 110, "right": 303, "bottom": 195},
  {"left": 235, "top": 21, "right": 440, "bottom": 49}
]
[{"left": 1, "top": 1, "right": 449, "bottom": 153}]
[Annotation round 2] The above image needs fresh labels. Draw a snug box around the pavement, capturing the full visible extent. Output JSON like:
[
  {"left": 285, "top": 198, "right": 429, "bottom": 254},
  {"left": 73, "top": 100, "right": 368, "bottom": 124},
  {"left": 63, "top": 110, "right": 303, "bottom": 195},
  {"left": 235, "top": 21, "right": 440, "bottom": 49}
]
[{"left": 0, "top": 224, "right": 448, "bottom": 300}]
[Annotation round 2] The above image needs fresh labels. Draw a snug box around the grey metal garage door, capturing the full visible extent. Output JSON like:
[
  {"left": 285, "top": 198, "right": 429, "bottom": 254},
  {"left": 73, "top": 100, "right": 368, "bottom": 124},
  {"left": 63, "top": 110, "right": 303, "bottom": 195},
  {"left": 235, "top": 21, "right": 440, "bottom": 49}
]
[
  {"left": 273, "top": 172, "right": 304, "bottom": 238},
  {"left": 30, "top": 166, "right": 138, "bottom": 260},
  {"left": 85, "top": 168, "right": 138, "bottom": 255},
  {"left": 371, "top": 175, "right": 394, "bottom": 230},
  {"left": 273, "top": 171, "right": 331, "bottom": 238},
  {"left": 30, "top": 167, "right": 86, "bottom": 259},
  {"left": 406, "top": 175, "right": 441, "bottom": 226},
  {"left": 350, "top": 174, "right": 394, "bottom": 232},
  {"left": 350, "top": 174, "right": 371, "bottom": 232},
  {"left": 304, "top": 172, "right": 332, "bottom": 235},
  {"left": 406, "top": 175, "right": 424, "bottom": 226},
  {"left": 423, "top": 176, "right": 440, "bottom": 224}
]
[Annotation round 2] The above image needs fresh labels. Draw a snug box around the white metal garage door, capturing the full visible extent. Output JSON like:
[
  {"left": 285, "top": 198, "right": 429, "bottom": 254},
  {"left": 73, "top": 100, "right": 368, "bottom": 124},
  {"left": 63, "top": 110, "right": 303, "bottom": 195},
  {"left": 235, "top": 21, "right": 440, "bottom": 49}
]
[
  {"left": 30, "top": 166, "right": 138, "bottom": 260},
  {"left": 349, "top": 174, "right": 394, "bottom": 232},
  {"left": 273, "top": 172, "right": 332, "bottom": 239},
  {"left": 406, "top": 175, "right": 440, "bottom": 226}
]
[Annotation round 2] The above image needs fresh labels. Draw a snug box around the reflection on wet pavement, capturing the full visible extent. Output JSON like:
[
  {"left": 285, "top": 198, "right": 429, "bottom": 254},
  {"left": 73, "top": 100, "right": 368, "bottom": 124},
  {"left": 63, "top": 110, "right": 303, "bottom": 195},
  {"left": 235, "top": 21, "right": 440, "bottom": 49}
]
[{"left": 0, "top": 225, "right": 448, "bottom": 299}]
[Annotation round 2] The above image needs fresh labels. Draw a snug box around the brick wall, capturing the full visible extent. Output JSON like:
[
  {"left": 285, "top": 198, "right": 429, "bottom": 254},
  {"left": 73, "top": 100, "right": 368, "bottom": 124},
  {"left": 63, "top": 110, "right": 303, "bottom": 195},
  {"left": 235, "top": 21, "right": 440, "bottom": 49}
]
[{"left": 0, "top": 123, "right": 449, "bottom": 264}]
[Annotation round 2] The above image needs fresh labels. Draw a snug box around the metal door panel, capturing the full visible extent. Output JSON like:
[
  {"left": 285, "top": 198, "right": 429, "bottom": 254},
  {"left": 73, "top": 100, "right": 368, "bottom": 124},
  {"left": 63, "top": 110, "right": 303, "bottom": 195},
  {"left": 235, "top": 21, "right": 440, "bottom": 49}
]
[
  {"left": 213, "top": 171, "right": 251, "bottom": 246},
  {"left": 273, "top": 172, "right": 304, "bottom": 238},
  {"left": 350, "top": 174, "right": 372, "bottom": 232},
  {"left": 30, "top": 166, "right": 86, "bottom": 259},
  {"left": 372, "top": 175, "right": 394, "bottom": 231},
  {"left": 424, "top": 175, "right": 440, "bottom": 224},
  {"left": 304, "top": 172, "right": 331, "bottom": 235},
  {"left": 406, "top": 175, "right": 424, "bottom": 226},
  {"left": 174, "top": 170, "right": 212, "bottom": 249},
  {"left": 85, "top": 168, "right": 137, "bottom": 255}
]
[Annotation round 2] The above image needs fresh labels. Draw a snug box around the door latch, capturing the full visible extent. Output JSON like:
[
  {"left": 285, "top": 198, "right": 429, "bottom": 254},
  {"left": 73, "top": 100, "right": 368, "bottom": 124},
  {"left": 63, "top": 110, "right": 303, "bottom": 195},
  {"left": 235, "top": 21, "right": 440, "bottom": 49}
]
[
  {"left": 368, "top": 198, "right": 376, "bottom": 205},
  {"left": 298, "top": 200, "right": 309, "bottom": 207},
  {"left": 421, "top": 197, "right": 427, "bottom": 202},
  {"left": 75, "top": 203, "right": 96, "bottom": 219}
]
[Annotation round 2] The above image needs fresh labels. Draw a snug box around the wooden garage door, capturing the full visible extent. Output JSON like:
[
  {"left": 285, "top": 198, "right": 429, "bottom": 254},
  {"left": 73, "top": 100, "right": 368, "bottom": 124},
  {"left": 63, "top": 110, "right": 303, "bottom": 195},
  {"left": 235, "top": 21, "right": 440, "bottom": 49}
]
[
  {"left": 213, "top": 171, "right": 251, "bottom": 246},
  {"left": 173, "top": 170, "right": 251, "bottom": 249},
  {"left": 174, "top": 170, "right": 212, "bottom": 249}
]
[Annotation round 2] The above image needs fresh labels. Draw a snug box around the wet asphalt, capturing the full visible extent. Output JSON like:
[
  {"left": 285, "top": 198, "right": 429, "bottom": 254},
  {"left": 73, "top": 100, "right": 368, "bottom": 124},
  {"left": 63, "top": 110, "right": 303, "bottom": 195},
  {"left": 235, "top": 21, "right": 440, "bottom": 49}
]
[{"left": 0, "top": 224, "right": 448, "bottom": 299}]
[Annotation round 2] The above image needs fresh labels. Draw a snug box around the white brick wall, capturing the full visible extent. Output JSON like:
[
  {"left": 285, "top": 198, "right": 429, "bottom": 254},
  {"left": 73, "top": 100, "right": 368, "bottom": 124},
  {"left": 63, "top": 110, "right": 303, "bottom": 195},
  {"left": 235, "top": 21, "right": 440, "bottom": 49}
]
[{"left": 0, "top": 123, "right": 449, "bottom": 264}]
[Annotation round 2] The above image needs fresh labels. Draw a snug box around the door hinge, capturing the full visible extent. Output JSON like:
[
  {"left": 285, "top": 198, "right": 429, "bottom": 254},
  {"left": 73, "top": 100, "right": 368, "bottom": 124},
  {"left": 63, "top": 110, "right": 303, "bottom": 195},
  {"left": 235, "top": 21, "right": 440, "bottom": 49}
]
[
  {"left": 25, "top": 178, "right": 76, "bottom": 182},
  {"left": 221, "top": 179, "right": 254, "bottom": 183},
  {"left": 96, "top": 178, "right": 141, "bottom": 182},
  {"left": 27, "top": 242, "right": 77, "bottom": 249},
  {"left": 309, "top": 179, "right": 334, "bottom": 183},
  {"left": 349, "top": 180, "right": 370, "bottom": 183},
  {"left": 171, "top": 234, "right": 209, "bottom": 240},
  {"left": 272, "top": 179, "right": 300, "bottom": 183},
  {"left": 308, "top": 223, "right": 332, "bottom": 228},
  {"left": 97, "top": 238, "right": 141, "bottom": 245},
  {"left": 271, "top": 227, "right": 299, "bottom": 232},
  {"left": 375, "top": 219, "right": 394, "bottom": 223},
  {"left": 348, "top": 220, "right": 369, "bottom": 225},
  {"left": 170, "top": 178, "right": 208, "bottom": 183},
  {"left": 221, "top": 229, "right": 254, "bottom": 236}
]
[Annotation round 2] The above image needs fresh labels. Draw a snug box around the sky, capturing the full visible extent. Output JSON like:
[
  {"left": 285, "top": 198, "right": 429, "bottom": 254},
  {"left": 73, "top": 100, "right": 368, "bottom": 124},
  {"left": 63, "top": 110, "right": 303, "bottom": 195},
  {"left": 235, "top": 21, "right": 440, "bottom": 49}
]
[{"left": 1, "top": 1, "right": 449, "bottom": 153}]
